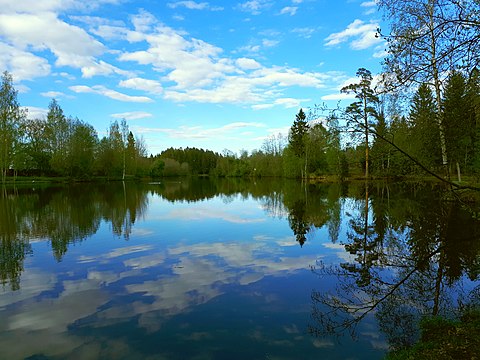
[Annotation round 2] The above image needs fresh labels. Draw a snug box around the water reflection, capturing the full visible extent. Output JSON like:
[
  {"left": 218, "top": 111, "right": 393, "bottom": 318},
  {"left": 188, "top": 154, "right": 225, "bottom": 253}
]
[
  {"left": 309, "top": 181, "right": 480, "bottom": 352},
  {"left": 0, "top": 183, "right": 148, "bottom": 289},
  {"left": 0, "top": 179, "right": 478, "bottom": 358}
]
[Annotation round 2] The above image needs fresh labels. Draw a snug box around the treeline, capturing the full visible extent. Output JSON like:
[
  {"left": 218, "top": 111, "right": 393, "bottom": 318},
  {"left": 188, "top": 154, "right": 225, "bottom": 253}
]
[{"left": 0, "top": 71, "right": 150, "bottom": 180}]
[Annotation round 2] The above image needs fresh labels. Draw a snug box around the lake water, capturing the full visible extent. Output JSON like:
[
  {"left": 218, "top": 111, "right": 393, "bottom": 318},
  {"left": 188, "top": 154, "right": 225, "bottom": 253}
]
[{"left": 0, "top": 179, "right": 478, "bottom": 359}]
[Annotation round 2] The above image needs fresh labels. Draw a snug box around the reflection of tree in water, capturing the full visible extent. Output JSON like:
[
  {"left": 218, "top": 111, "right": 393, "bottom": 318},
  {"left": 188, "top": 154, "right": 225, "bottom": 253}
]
[
  {"left": 0, "top": 183, "right": 149, "bottom": 289},
  {"left": 309, "top": 182, "right": 480, "bottom": 353},
  {"left": 288, "top": 200, "right": 311, "bottom": 247},
  {"left": 284, "top": 183, "right": 342, "bottom": 246}
]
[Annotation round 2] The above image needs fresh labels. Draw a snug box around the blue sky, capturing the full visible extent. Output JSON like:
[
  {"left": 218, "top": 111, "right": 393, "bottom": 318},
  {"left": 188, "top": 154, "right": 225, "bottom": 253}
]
[{"left": 0, "top": 0, "right": 386, "bottom": 155}]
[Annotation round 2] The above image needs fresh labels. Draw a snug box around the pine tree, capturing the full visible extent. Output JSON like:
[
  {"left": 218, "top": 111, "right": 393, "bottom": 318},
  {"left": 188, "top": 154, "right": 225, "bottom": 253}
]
[
  {"left": 288, "top": 108, "right": 309, "bottom": 177},
  {"left": 442, "top": 71, "right": 469, "bottom": 179},
  {"left": 409, "top": 83, "right": 441, "bottom": 171},
  {"left": 341, "top": 68, "right": 379, "bottom": 178}
]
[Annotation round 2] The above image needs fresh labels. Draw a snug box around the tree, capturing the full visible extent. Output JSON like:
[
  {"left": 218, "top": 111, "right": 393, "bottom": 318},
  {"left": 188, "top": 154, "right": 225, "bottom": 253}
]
[
  {"left": 120, "top": 118, "right": 129, "bottom": 180},
  {"left": 442, "top": 71, "right": 471, "bottom": 179},
  {"left": 409, "top": 83, "right": 442, "bottom": 172},
  {"left": 45, "top": 99, "right": 71, "bottom": 175},
  {"left": 19, "top": 118, "right": 50, "bottom": 174},
  {"left": 68, "top": 119, "right": 98, "bottom": 178},
  {"left": 289, "top": 108, "right": 309, "bottom": 177},
  {"left": 377, "top": 0, "right": 480, "bottom": 176},
  {"left": 341, "top": 68, "right": 379, "bottom": 178},
  {"left": 0, "top": 71, "right": 25, "bottom": 182}
]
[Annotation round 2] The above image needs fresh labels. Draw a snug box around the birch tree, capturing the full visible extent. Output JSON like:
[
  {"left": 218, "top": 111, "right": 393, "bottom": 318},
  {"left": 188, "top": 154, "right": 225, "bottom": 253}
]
[
  {"left": 0, "top": 72, "right": 25, "bottom": 182},
  {"left": 378, "top": 0, "right": 480, "bottom": 176}
]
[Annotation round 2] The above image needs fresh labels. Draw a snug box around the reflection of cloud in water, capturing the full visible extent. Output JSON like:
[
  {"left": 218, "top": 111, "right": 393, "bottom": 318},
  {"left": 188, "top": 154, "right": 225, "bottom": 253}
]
[
  {"left": 158, "top": 207, "right": 265, "bottom": 224},
  {"left": 322, "top": 242, "right": 356, "bottom": 263},
  {"left": 104, "top": 244, "right": 154, "bottom": 258},
  {"left": 77, "top": 244, "right": 154, "bottom": 264},
  {"left": 0, "top": 283, "right": 109, "bottom": 359},
  {"left": 253, "top": 234, "right": 297, "bottom": 247},
  {"left": 114, "top": 240, "right": 320, "bottom": 328},
  {"left": 130, "top": 227, "right": 155, "bottom": 237},
  {"left": 0, "top": 270, "right": 56, "bottom": 310},
  {"left": 123, "top": 253, "right": 166, "bottom": 270},
  {"left": 312, "top": 338, "right": 335, "bottom": 348}
]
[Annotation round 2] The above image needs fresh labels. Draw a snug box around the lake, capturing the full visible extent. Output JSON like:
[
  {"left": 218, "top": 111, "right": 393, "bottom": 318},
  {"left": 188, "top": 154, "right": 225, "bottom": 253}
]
[{"left": 0, "top": 179, "right": 479, "bottom": 359}]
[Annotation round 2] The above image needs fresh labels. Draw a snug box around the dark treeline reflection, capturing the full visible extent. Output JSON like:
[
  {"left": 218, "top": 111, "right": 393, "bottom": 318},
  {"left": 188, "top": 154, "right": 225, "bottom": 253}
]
[
  {"left": 309, "top": 181, "right": 480, "bottom": 353},
  {"left": 0, "top": 183, "right": 149, "bottom": 290}
]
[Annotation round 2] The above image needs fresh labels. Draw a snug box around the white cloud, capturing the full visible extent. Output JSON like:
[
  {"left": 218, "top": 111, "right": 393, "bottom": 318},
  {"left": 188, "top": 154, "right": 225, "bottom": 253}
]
[
  {"left": 167, "top": 1, "right": 223, "bottom": 10},
  {"left": 361, "top": 1, "right": 377, "bottom": 7},
  {"left": 40, "top": 91, "right": 66, "bottom": 98},
  {"left": 280, "top": 6, "right": 298, "bottom": 16},
  {"left": 135, "top": 122, "right": 266, "bottom": 140},
  {"left": 0, "top": 43, "right": 50, "bottom": 81},
  {"left": 69, "top": 85, "right": 154, "bottom": 103},
  {"left": 235, "top": 57, "right": 261, "bottom": 70},
  {"left": 111, "top": 111, "right": 153, "bottom": 120},
  {"left": 324, "top": 19, "right": 381, "bottom": 50},
  {"left": 0, "top": 11, "right": 129, "bottom": 79},
  {"left": 292, "top": 27, "right": 316, "bottom": 39},
  {"left": 0, "top": 0, "right": 122, "bottom": 14},
  {"left": 23, "top": 106, "right": 48, "bottom": 119},
  {"left": 237, "top": 0, "right": 271, "bottom": 15},
  {"left": 252, "top": 97, "right": 308, "bottom": 110},
  {"left": 119, "top": 77, "right": 163, "bottom": 94}
]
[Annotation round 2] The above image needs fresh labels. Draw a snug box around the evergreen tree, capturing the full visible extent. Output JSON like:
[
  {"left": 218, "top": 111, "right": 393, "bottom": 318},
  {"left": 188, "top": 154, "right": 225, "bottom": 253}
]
[
  {"left": 442, "top": 71, "right": 470, "bottom": 178},
  {"left": 288, "top": 108, "right": 309, "bottom": 177},
  {"left": 341, "top": 68, "right": 379, "bottom": 178},
  {"left": 371, "top": 110, "right": 391, "bottom": 176},
  {"left": 467, "top": 69, "right": 480, "bottom": 174},
  {"left": 409, "top": 83, "right": 441, "bottom": 171}
]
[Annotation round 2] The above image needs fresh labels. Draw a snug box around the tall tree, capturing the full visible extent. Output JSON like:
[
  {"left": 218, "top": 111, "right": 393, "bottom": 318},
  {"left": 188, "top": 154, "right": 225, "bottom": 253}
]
[
  {"left": 467, "top": 68, "right": 480, "bottom": 173},
  {"left": 289, "top": 108, "right": 309, "bottom": 177},
  {"left": 409, "top": 83, "right": 441, "bottom": 171},
  {"left": 0, "top": 71, "right": 25, "bottom": 182},
  {"left": 341, "top": 68, "right": 379, "bottom": 178},
  {"left": 68, "top": 119, "right": 98, "bottom": 177},
  {"left": 442, "top": 71, "right": 470, "bottom": 179},
  {"left": 377, "top": 0, "right": 480, "bottom": 176},
  {"left": 45, "top": 99, "right": 71, "bottom": 175}
]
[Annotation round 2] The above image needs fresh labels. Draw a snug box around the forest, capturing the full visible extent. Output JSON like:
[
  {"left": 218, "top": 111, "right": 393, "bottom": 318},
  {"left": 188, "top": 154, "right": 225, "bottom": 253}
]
[{"left": 1, "top": 0, "right": 480, "bottom": 184}]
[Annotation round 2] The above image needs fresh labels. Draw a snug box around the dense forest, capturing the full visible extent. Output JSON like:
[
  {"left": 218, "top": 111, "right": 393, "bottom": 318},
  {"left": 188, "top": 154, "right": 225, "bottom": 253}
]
[{"left": 1, "top": 0, "right": 479, "bottom": 183}]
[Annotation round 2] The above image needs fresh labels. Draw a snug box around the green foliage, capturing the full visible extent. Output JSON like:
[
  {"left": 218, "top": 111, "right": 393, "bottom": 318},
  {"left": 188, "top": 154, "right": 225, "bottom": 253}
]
[
  {"left": 289, "top": 109, "right": 309, "bottom": 158},
  {"left": 386, "top": 310, "right": 480, "bottom": 360},
  {"left": 341, "top": 68, "right": 379, "bottom": 178},
  {"left": 408, "top": 83, "right": 441, "bottom": 172},
  {"left": 443, "top": 71, "right": 473, "bottom": 175},
  {"left": 0, "top": 71, "right": 25, "bottom": 182}
]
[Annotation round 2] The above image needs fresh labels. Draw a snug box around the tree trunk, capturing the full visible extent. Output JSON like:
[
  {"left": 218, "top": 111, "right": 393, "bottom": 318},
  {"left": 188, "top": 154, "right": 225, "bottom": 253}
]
[
  {"left": 428, "top": 0, "right": 449, "bottom": 178},
  {"left": 364, "top": 96, "right": 369, "bottom": 179}
]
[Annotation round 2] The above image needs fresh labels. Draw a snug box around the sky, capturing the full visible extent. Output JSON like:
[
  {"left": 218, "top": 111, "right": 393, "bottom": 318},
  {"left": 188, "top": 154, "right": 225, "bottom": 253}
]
[{"left": 0, "top": 0, "right": 387, "bottom": 156}]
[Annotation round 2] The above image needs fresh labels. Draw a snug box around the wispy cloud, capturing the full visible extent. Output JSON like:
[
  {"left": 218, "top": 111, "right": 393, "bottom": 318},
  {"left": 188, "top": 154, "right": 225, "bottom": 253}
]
[
  {"left": 111, "top": 111, "right": 153, "bottom": 120},
  {"left": 167, "top": 1, "right": 223, "bottom": 11},
  {"left": 119, "top": 77, "right": 163, "bottom": 95},
  {"left": 69, "top": 85, "right": 154, "bottom": 103},
  {"left": 237, "top": 0, "right": 272, "bottom": 15},
  {"left": 279, "top": 6, "right": 298, "bottom": 16},
  {"left": 324, "top": 19, "right": 381, "bottom": 50},
  {"left": 135, "top": 122, "right": 266, "bottom": 140}
]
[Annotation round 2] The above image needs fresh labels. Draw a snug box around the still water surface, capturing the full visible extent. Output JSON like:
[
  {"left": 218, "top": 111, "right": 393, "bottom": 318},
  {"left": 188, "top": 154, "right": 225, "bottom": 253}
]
[{"left": 0, "top": 179, "right": 478, "bottom": 359}]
